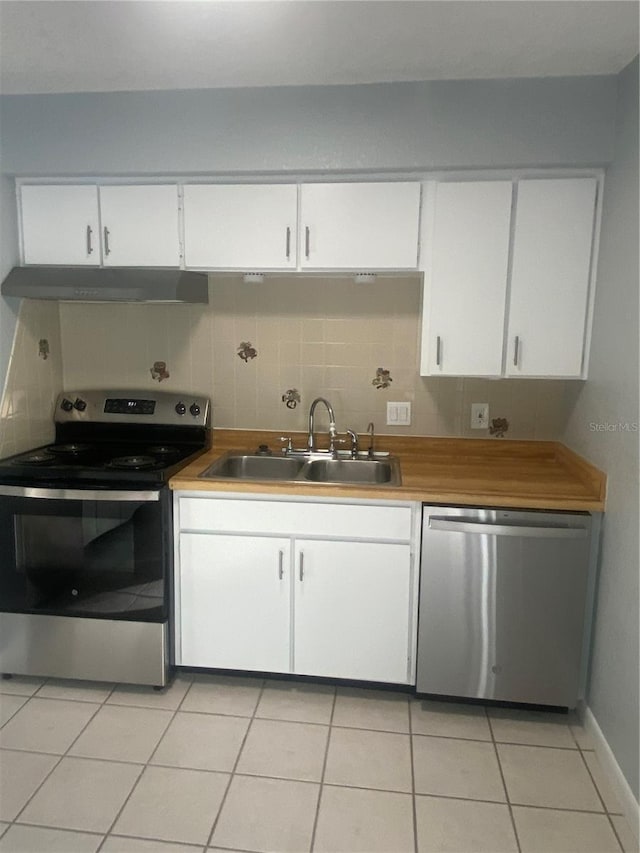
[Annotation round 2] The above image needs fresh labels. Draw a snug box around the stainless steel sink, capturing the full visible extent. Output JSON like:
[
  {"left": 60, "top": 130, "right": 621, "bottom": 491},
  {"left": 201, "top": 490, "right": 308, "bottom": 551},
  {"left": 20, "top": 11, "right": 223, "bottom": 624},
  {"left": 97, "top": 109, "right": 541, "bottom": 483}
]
[
  {"left": 303, "top": 458, "right": 400, "bottom": 485},
  {"left": 198, "top": 451, "right": 401, "bottom": 486},
  {"left": 198, "top": 454, "right": 305, "bottom": 481}
]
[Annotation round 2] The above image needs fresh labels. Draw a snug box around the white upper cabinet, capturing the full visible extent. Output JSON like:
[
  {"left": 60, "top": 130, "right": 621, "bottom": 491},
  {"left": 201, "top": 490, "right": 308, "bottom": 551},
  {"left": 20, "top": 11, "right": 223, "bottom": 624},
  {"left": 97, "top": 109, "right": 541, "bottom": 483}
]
[
  {"left": 506, "top": 178, "right": 598, "bottom": 378},
  {"left": 21, "top": 185, "right": 100, "bottom": 266},
  {"left": 98, "top": 185, "right": 180, "bottom": 267},
  {"left": 420, "top": 181, "right": 513, "bottom": 377},
  {"left": 183, "top": 184, "right": 298, "bottom": 270},
  {"left": 20, "top": 184, "right": 180, "bottom": 268},
  {"left": 419, "top": 176, "right": 599, "bottom": 379},
  {"left": 300, "top": 182, "right": 421, "bottom": 270}
]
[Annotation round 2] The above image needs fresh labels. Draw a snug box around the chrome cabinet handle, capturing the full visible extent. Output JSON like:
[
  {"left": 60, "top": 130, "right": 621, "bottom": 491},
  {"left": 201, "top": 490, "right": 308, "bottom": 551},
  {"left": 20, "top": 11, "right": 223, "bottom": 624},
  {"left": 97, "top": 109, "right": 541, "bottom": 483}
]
[
  {"left": 304, "top": 226, "right": 310, "bottom": 260},
  {"left": 278, "top": 550, "right": 284, "bottom": 580},
  {"left": 285, "top": 226, "right": 291, "bottom": 261},
  {"left": 86, "top": 225, "right": 93, "bottom": 255},
  {"left": 299, "top": 551, "right": 304, "bottom": 581},
  {"left": 436, "top": 335, "right": 442, "bottom": 366},
  {"left": 103, "top": 227, "right": 111, "bottom": 256},
  {"left": 513, "top": 336, "right": 520, "bottom": 366}
]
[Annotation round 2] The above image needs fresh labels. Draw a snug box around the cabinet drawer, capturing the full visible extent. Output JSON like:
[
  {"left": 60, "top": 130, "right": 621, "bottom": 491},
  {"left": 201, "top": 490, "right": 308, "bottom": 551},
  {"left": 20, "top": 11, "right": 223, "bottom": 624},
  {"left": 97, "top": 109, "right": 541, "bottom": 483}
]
[{"left": 178, "top": 497, "right": 412, "bottom": 541}]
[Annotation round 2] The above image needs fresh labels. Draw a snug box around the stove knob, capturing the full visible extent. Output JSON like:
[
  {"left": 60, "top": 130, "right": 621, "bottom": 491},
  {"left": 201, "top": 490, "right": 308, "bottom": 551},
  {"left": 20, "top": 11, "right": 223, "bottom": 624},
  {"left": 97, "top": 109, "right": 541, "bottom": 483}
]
[
  {"left": 60, "top": 398, "right": 74, "bottom": 412},
  {"left": 189, "top": 403, "right": 201, "bottom": 417},
  {"left": 175, "top": 402, "right": 186, "bottom": 416},
  {"left": 74, "top": 398, "right": 87, "bottom": 412}
]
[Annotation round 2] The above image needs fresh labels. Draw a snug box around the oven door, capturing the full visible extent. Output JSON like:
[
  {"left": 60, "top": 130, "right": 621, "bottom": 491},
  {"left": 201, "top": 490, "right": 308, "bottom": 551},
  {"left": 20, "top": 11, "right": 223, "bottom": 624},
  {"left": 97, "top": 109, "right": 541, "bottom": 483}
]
[{"left": 0, "top": 486, "right": 170, "bottom": 623}]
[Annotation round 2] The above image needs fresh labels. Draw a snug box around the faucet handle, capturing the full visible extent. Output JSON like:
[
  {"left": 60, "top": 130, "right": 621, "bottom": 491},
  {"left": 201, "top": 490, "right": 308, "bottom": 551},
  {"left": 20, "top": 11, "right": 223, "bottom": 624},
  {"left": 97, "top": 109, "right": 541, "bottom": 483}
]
[
  {"left": 279, "top": 436, "right": 293, "bottom": 455},
  {"left": 327, "top": 421, "right": 339, "bottom": 454},
  {"left": 345, "top": 428, "right": 359, "bottom": 459}
]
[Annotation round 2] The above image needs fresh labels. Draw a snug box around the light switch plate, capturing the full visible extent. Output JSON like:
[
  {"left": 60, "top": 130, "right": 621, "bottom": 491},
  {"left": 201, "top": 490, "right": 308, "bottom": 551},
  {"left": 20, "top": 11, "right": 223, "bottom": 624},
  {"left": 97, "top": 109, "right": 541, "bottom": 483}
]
[{"left": 387, "top": 402, "right": 411, "bottom": 426}]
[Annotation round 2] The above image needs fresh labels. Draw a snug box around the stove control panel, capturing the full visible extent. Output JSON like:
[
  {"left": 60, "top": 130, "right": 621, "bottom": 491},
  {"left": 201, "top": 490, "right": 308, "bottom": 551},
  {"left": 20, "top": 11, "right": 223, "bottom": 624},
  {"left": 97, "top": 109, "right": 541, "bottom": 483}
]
[
  {"left": 105, "top": 398, "right": 156, "bottom": 416},
  {"left": 55, "top": 390, "right": 210, "bottom": 428}
]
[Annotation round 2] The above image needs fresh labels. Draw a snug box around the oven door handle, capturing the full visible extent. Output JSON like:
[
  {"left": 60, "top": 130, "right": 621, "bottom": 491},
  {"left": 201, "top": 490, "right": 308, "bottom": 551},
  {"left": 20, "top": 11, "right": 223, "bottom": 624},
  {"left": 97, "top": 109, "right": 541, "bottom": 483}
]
[{"left": 0, "top": 485, "right": 161, "bottom": 501}]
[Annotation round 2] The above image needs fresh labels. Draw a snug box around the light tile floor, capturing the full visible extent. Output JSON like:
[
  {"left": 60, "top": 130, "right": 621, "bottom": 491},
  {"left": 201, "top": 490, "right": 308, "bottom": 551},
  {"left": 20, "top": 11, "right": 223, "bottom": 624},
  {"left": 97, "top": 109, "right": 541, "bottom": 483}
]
[{"left": 0, "top": 673, "right": 637, "bottom": 853}]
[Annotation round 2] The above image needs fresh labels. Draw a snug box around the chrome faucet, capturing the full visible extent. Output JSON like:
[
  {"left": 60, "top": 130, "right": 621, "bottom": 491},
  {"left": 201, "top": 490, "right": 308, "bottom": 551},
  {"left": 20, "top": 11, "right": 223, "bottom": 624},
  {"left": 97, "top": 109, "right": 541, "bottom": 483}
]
[
  {"left": 308, "top": 397, "right": 338, "bottom": 454},
  {"left": 366, "top": 421, "right": 375, "bottom": 458}
]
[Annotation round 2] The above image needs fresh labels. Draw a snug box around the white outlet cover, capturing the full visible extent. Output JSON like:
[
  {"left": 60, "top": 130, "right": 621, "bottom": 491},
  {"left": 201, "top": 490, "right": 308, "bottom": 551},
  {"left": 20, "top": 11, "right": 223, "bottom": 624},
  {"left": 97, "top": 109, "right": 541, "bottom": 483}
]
[{"left": 471, "top": 402, "right": 489, "bottom": 429}]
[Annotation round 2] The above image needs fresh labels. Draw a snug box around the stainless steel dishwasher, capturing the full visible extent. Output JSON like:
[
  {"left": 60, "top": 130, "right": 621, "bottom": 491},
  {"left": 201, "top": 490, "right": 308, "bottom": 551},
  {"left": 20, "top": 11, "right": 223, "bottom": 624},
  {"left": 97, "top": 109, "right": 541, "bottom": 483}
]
[{"left": 417, "top": 506, "right": 594, "bottom": 708}]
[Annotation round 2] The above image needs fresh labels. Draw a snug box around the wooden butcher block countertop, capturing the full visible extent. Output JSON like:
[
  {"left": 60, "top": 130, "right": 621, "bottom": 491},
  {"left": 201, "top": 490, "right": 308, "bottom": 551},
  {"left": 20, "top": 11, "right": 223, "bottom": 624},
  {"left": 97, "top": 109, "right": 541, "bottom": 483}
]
[{"left": 170, "top": 430, "right": 606, "bottom": 512}]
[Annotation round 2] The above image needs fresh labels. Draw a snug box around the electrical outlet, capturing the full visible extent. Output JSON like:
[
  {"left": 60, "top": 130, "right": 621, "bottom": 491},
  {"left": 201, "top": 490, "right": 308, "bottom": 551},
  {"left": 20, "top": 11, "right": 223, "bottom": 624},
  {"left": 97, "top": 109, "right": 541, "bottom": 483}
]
[
  {"left": 471, "top": 403, "right": 489, "bottom": 429},
  {"left": 386, "top": 402, "right": 412, "bottom": 426}
]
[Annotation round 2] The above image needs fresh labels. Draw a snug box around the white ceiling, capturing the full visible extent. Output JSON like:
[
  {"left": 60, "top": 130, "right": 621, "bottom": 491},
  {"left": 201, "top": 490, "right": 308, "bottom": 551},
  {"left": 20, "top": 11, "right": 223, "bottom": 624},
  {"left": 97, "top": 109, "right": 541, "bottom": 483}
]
[{"left": 0, "top": 0, "right": 638, "bottom": 96}]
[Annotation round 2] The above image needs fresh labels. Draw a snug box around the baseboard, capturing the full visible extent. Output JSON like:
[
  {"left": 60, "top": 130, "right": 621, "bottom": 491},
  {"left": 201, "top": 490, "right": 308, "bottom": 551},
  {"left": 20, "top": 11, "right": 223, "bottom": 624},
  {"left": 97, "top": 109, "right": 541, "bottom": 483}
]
[{"left": 584, "top": 706, "right": 640, "bottom": 843}]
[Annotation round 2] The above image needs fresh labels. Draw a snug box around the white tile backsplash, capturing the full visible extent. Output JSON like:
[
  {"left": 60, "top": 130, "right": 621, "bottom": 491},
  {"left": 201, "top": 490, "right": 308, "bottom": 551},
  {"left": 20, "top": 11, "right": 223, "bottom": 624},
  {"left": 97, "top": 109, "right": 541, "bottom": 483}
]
[
  {"left": 0, "top": 299, "right": 63, "bottom": 459},
  {"left": 0, "top": 277, "right": 578, "bottom": 448}
]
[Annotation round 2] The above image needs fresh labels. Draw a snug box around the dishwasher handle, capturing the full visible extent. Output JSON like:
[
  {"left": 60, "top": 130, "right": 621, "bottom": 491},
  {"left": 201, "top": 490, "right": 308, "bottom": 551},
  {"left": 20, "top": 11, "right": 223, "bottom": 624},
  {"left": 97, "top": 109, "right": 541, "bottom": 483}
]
[{"left": 428, "top": 517, "right": 588, "bottom": 539}]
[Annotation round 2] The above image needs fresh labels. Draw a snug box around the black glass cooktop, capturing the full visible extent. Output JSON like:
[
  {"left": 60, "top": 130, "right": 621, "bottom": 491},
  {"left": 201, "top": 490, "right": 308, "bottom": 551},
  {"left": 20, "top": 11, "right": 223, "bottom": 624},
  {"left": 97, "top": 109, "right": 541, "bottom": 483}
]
[{"left": 0, "top": 436, "right": 207, "bottom": 486}]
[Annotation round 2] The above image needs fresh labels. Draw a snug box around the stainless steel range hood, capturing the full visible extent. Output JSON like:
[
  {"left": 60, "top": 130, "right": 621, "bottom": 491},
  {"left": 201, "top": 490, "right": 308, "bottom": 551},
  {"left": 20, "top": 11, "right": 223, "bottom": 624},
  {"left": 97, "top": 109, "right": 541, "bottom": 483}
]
[{"left": 1, "top": 267, "right": 209, "bottom": 303}]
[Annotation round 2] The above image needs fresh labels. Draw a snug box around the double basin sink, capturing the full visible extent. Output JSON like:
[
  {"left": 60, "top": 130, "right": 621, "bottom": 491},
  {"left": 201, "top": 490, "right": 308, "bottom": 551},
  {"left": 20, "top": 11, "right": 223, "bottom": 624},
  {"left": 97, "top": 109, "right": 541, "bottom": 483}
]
[{"left": 199, "top": 451, "right": 401, "bottom": 486}]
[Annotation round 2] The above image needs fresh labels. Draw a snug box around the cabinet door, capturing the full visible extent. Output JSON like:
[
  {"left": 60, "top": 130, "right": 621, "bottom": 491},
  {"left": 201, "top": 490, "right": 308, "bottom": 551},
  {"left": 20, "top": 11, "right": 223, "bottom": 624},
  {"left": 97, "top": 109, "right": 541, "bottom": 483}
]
[
  {"left": 178, "top": 533, "right": 290, "bottom": 672},
  {"left": 293, "top": 540, "right": 412, "bottom": 683},
  {"left": 300, "top": 182, "right": 420, "bottom": 269},
  {"left": 420, "top": 181, "right": 513, "bottom": 376},
  {"left": 21, "top": 185, "right": 100, "bottom": 266},
  {"left": 183, "top": 184, "right": 297, "bottom": 269},
  {"left": 99, "top": 185, "right": 180, "bottom": 267},
  {"left": 506, "top": 178, "right": 597, "bottom": 378}
]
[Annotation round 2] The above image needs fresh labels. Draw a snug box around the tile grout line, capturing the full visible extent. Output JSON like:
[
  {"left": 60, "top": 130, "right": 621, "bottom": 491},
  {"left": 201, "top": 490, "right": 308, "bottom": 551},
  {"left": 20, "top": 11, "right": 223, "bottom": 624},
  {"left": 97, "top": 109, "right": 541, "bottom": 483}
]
[
  {"left": 578, "top": 743, "right": 625, "bottom": 815},
  {"left": 607, "top": 814, "right": 629, "bottom": 853},
  {"left": 8, "top": 677, "right": 118, "bottom": 831},
  {"left": 96, "top": 673, "right": 196, "bottom": 852},
  {"left": 408, "top": 698, "right": 419, "bottom": 853},
  {"left": 576, "top": 743, "right": 626, "bottom": 852},
  {"left": 0, "top": 687, "right": 35, "bottom": 734},
  {"left": 406, "top": 790, "right": 619, "bottom": 815},
  {"left": 308, "top": 685, "right": 338, "bottom": 852},
  {"left": 487, "top": 709, "right": 523, "bottom": 853},
  {"left": 0, "top": 693, "right": 30, "bottom": 730},
  {"left": 0, "top": 821, "right": 104, "bottom": 842},
  {"left": 204, "top": 678, "right": 267, "bottom": 850}
]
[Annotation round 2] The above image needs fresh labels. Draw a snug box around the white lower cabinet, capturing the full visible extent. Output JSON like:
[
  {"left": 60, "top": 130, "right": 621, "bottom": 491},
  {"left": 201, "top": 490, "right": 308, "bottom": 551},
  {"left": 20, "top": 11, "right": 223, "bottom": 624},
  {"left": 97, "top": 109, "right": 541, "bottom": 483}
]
[
  {"left": 179, "top": 533, "right": 291, "bottom": 673},
  {"left": 175, "top": 496, "right": 419, "bottom": 685},
  {"left": 293, "top": 539, "right": 412, "bottom": 683}
]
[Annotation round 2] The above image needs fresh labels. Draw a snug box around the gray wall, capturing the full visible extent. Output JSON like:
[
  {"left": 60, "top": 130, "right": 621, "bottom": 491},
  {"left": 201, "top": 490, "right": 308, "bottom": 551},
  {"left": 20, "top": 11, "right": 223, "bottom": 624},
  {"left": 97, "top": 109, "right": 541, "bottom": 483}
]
[
  {"left": 0, "top": 75, "right": 616, "bottom": 176},
  {"left": 564, "top": 56, "right": 639, "bottom": 799},
  {"left": 0, "top": 174, "right": 20, "bottom": 395}
]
